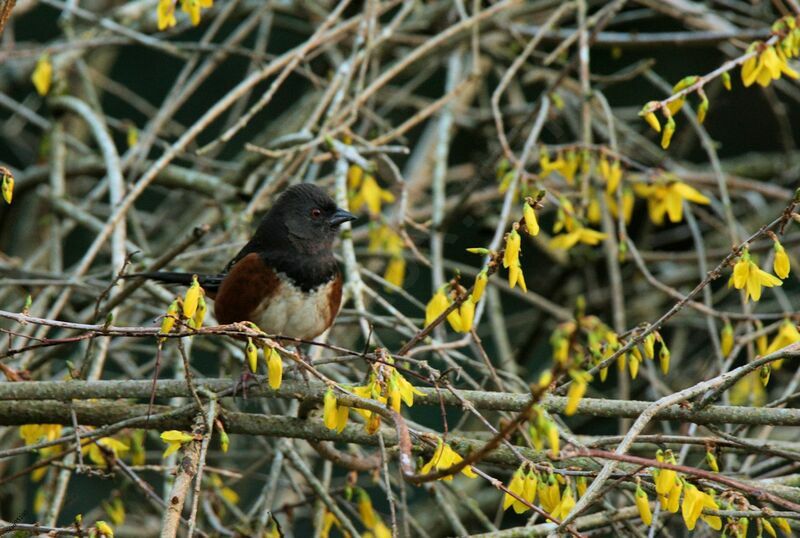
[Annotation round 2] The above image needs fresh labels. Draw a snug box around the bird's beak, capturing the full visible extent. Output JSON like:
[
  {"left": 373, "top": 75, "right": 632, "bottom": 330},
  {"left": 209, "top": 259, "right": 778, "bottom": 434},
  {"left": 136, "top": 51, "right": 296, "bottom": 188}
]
[{"left": 329, "top": 208, "right": 357, "bottom": 227}]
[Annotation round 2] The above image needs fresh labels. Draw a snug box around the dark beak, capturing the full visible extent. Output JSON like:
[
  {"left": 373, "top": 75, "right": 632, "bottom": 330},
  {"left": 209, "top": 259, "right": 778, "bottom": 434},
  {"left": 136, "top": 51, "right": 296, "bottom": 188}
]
[{"left": 329, "top": 208, "right": 357, "bottom": 227}]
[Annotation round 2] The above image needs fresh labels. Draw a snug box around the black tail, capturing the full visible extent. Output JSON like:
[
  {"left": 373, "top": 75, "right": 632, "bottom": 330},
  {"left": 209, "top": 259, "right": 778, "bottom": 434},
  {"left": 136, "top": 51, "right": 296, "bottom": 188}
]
[{"left": 124, "top": 272, "right": 225, "bottom": 293}]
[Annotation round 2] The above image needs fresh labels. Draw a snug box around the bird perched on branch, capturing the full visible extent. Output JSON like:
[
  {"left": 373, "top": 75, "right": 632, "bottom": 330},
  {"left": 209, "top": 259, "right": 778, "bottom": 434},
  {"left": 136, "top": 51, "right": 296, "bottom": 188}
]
[{"left": 131, "top": 183, "right": 356, "bottom": 340}]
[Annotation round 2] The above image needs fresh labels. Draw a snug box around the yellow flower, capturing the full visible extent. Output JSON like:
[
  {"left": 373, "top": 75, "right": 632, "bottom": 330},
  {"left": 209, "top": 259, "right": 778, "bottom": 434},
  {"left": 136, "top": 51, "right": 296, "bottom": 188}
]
[
  {"left": 425, "top": 289, "right": 450, "bottom": 327},
  {"left": 503, "top": 466, "right": 528, "bottom": 513},
  {"left": 32, "top": 53, "right": 53, "bottom": 96},
  {"left": 390, "top": 370, "right": 424, "bottom": 410},
  {"left": 774, "top": 241, "right": 790, "bottom": 279},
  {"left": 83, "top": 437, "right": 129, "bottom": 467},
  {"left": 550, "top": 227, "right": 607, "bottom": 250},
  {"left": 731, "top": 371, "right": 766, "bottom": 406},
  {"left": 640, "top": 102, "right": 661, "bottom": 133},
  {"left": 350, "top": 174, "right": 395, "bottom": 216},
  {"left": 666, "top": 477, "right": 682, "bottom": 513},
  {"left": 103, "top": 498, "right": 125, "bottom": 526},
  {"left": 2, "top": 170, "right": 14, "bottom": 205},
  {"left": 193, "top": 294, "right": 207, "bottom": 329},
  {"left": 126, "top": 125, "right": 138, "bottom": 148},
  {"left": 456, "top": 296, "right": 475, "bottom": 333},
  {"left": 159, "top": 299, "right": 179, "bottom": 341},
  {"left": 265, "top": 346, "right": 282, "bottom": 389},
  {"left": 732, "top": 252, "right": 782, "bottom": 302},
  {"left": 538, "top": 473, "right": 561, "bottom": 514},
  {"left": 210, "top": 474, "right": 239, "bottom": 505},
  {"left": 95, "top": 520, "right": 114, "bottom": 537},
  {"left": 245, "top": 338, "right": 258, "bottom": 374},
  {"left": 766, "top": 319, "right": 800, "bottom": 355},
  {"left": 358, "top": 489, "right": 377, "bottom": 529},
  {"left": 681, "top": 484, "right": 722, "bottom": 531},
  {"left": 661, "top": 114, "right": 676, "bottom": 149},
  {"left": 20, "top": 424, "right": 62, "bottom": 446},
  {"left": 634, "top": 180, "right": 710, "bottom": 224},
  {"left": 320, "top": 510, "right": 337, "bottom": 538},
  {"left": 655, "top": 453, "right": 676, "bottom": 496},
  {"left": 420, "top": 438, "right": 476, "bottom": 480},
  {"left": 721, "top": 322, "right": 734, "bottom": 357},
  {"left": 180, "top": 0, "right": 213, "bottom": 26},
  {"left": 705, "top": 450, "right": 719, "bottom": 472},
  {"left": 659, "top": 342, "right": 671, "bottom": 375},
  {"left": 546, "top": 421, "right": 560, "bottom": 457},
  {"left": 503, "top": 228, "right": 521, "bottom": 269},
  {"left": 384, "top": 256, "right": 405, "bottom": 288},
  {"left": 446, "top": 302, "right": 463, "bottom": 332},
  {"left": 635, "top": 484, "right": 652, "bottom": 525},
  {"left": 160, "top": 430, "right": 194, "bottom": 458},
  {"left": 552, "top": 485, "right": 575, "bottom": 520},
  {"left": 323, "top": 388, "right": 339, "bottom": 430},
  {"left": 508, "top": 261, "right": 527, "bottom": 292},
  {"left": 523, "top": 202, "right": 539, "bottom": 236},
  {"left": 472, "top": 269, "right": 488, "bottom": 302},
  {"left": 565, "top": 371, "right": 590, "bottom": 416},
  {"left": 183, "top": 275, "right": 201, "bottom": 318},
  {"left": 157, "top": 0, "right": 177, "bottom": 30},
  {"left": 348, "top": 164, "right": 364, "bottom": 189},
  {"left": 742, "top": 43, "right": 799, "bottom": 88}
]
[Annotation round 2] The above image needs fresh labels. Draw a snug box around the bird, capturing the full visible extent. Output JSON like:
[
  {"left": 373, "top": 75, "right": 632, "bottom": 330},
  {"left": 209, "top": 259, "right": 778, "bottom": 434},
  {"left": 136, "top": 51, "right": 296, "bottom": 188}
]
[{"left": 131, "top": 183, "right": 356, "bottom": 340}]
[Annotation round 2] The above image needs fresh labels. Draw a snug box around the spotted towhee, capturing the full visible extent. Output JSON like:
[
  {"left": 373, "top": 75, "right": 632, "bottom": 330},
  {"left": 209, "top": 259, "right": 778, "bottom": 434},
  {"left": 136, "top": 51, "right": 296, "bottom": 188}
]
[{"left": 133, "top": 184, "right": 356, "bottom": 339}]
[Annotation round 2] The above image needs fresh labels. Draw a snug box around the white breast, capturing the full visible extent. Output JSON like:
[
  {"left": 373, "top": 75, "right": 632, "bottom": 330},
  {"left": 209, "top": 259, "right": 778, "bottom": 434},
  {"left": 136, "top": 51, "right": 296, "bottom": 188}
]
[{"left": 252, "top": 276, "right": 338, "bottom": 340}]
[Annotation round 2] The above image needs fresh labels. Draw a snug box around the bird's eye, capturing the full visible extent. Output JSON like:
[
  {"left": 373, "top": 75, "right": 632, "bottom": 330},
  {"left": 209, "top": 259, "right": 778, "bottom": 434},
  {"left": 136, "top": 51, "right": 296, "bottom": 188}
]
[{"left": 311, "top": 208, "right": 322, "bottom": 218}]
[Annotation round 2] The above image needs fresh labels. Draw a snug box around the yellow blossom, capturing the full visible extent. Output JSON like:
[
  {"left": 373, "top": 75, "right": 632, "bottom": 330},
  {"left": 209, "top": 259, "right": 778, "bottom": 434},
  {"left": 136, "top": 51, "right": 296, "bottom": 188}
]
[
  {"left": 552, "top": 485, "right": 575, "bottom": 520},
  {"left": 774, "top": 241, "right": 790, "bottom": 279},
  {"left": 635, "top": 484, "right": 652, "bottom": 526},
  {"left": 681, "top": 484, "right": 722, "bottom": 531},
  {"left": 323, "top": 388, "right": 339, "bottom": 430},
  {"left": 420, "top": 438, "right": 477, "bottom": 480},
  {"left": 350, "top": 174, "right": 395, "bottom": 216},
  {"left": 157, "top": 0, "right": 177, "bottom": 30},
  {"left": 546, "top": 421, "right": 560, "bottom": 457},
  {"left": 508, "top": 261, "right": 527, "bottom": 292},
  {"left": 210, "top": 474, "right": 239, "bottom": 505},
  {"left": 731, "top": 371, "right": 767, "bottom": 406},
  {"left": 538, "top": 473, "right": 561, "bottom": 514},
  {"left": 766, "top": 319, "right": 800, "bottom": 355},
  {"left": 550, "top": 227, "right": 607, "bottom": 250},
  {"left": 732, "top": 251, "right": 782, "bottom": 302},
  {"left": 523, "top": 202, "right": 539, "bottom": 236},
  {"left": 358, "top": 489, "right": 377, "bottom": 529},
  {"left": 472, "top": 269, "right": 488, "bottom": 302},
  {"left": 705, "top": 450, "right": 719, "bottom": 472},
  {"left": 666, "top": 477, "right": 682, "bottom": 513},
  {"left": 661, "top": 115, "right": 676, "bottom": 149},
  {"left": 453, "top": 296, "right": 475, "bottom": 333},
  {"left": 83, "top": 437, "right": 129, "bottom": 467},
  {"left": 245, "top": 338, "right": 258, "bottom": 373},
  {"left": 721, "top": 322, "right": 734, "bottom": 357},
  {"left": 183, "top": 275, "right": 201, "bottom": 318},
  {"left": 659, "top": 342, "right": 671, "bottom": 374},
  {"left": 348, "top": 164, "right": 364, "bottom": 189},
  {"left": 634, "top": 180, "right": 710, "bottom": 224},
  {"left": 503, "top": 466, "right": 528, "bottom": 513},
  {"left": 160, "top": 430, "right": 194, "bottom": 458},
  {"left": 180, "top": 0, "right": 213, "bottom": 26},
  {"left": 2, "top": 171, "right": 14, "bottom": 204},
  {"left": 20, "top": 424, "right": 62, "bottom": 446},
  {"left": 384, "top": 257, "right": 405, "bottom": 288},
  {"left": 742, "top": 43, "right": 799, "bottom": 88},
  {"left": 565, "top": 371, "right": 590, "bottom": 416},
  {"left": 95, "top": 520, "right": 114, "bottom": 537},
  {"left": 425, "top": 289, "right": 450, "bottom": 327},
  {"left": 159, "top": 299, "right": 179, "bottom": 341},
  {"left": 193, "top": 294, "right": 206, "bottom": 328},
  {"left": 265, "top": 346, "right": 282, "bottom": 389},
  {"left": 391, "top": 370, "right": 424, "bottom": 409},
  {"left": 503, "top": 228, "right": 521, "bottom": 269},
  {"left": 32, "top": 53, "right": 53, "bottom": 96},
  {"left": 103, "top": 499, "right": 125, "bottom": 527}
]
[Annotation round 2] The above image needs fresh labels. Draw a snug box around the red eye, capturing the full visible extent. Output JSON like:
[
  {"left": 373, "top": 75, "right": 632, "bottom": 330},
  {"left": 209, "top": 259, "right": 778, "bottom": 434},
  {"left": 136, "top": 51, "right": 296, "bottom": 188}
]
[{"left": 311, "top": 208, "right": 322, "bottom": 218}]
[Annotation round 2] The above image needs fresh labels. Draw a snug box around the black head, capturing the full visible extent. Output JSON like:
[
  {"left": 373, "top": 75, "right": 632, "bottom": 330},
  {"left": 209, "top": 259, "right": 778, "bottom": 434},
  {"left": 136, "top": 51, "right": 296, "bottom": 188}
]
[{"left": 257, "top": 183, "right": 356, "bottom": 255}]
